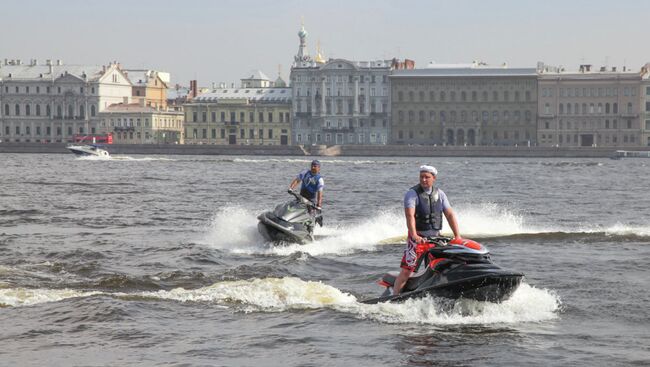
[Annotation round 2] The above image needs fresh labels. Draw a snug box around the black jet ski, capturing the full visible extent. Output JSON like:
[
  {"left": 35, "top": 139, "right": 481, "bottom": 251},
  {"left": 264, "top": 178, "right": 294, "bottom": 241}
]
[
  {"left": 257, "top": 190, "right": 323, "bottom": 244},
  {"left": 362, "top": 237, "right": 523, "bottom": 304}
]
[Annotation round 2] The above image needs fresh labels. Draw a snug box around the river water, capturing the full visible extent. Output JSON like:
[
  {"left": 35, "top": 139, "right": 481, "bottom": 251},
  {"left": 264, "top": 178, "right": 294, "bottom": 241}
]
[{"left": 1, "top": 153, "right": 649, "bottom": 366}]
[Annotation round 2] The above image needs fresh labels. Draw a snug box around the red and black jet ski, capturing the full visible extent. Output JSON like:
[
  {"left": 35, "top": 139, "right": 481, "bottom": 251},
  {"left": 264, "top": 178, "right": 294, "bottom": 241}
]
[{"left": 362, "top": 237, "right": 523, "bottom": 304}]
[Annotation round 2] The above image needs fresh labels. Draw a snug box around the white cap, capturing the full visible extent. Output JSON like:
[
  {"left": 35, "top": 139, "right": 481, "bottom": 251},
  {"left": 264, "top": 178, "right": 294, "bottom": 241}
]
[{"left": 419, "top": 165, "right": 437, "bottom": 176}]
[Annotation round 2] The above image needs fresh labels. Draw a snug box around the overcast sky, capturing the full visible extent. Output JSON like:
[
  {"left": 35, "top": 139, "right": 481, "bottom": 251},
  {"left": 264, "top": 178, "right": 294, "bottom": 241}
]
[{"left": 3, "top": 0, "right": 649, "bottom": 87}]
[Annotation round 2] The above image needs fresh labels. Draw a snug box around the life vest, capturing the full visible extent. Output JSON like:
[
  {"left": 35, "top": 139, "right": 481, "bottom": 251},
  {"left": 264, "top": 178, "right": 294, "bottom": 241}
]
[
  {"left": 411, "top": 184, "right": 442, "bottom": 232},
  {"left": 300, "top": 171, "right": 321, "bottom": 201}
]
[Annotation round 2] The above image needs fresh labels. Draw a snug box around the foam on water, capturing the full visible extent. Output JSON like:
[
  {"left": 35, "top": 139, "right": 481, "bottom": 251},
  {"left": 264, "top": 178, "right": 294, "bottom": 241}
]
[
  {"left": 134, "top": 277, "right": 561, "bottom": 324},
  {"left": 0, "top": 277, "right": 560, "bottom": 326},
  {"left": 0, "top": 287, "right": 100, "bottom": 307},
  {"left": 202, "top": 203, "right": 547, "bottom": 256}
]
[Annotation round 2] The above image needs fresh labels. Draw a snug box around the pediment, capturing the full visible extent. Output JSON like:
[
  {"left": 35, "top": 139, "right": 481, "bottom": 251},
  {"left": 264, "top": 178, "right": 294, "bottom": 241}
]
[{"left": 321, "top": 59, "right": 358, "bottom": 71}]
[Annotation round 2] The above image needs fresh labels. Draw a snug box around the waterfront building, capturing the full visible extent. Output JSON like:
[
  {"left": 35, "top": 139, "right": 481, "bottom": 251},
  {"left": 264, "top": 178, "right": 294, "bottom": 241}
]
[
  {"left": 124, "top": 69, "right": 169, "bottom": 109},
  {"left": 290, "top": 23, "right": 407, "bottom": 145},
  {"left": 183, "top": 72, "right": 292, "bottom": 145},
  {"left": 390, "top": 63, "right": 538, "bottom": 145},
  {"left": 537, "top": 63, "right": 647, "bottom": 147},
  {"left": 641, "top": 63, "right": 650, "bottom": 146},
  {"left": 0, "top": 59, "right": 132, "bottom": 143},
  {"left": 98, "top": 102, "right": 184, "bottom": 144}
]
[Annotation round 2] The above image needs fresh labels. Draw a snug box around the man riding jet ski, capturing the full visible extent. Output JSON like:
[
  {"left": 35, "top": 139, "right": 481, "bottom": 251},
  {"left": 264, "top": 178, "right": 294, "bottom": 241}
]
[
  {"left": 362, "top": 237, "right": 524, "bottom": 304},
  {"left": 257, "top": 160, "right": 324, "bottom": 244}
]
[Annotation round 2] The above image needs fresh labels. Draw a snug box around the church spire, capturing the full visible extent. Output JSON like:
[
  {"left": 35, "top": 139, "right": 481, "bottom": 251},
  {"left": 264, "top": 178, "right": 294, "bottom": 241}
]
[{"left": 294, "top": 18, "right": 312, "bottom": 66}]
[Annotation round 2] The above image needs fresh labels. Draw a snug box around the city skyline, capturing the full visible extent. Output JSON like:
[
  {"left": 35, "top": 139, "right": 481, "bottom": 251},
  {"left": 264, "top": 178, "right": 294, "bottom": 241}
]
[{"left": 3, "top": 0, "right": 650, "bottom": 87}]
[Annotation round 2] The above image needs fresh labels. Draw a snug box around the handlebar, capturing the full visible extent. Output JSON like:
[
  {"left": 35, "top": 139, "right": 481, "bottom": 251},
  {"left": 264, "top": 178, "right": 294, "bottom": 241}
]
[{"left": 287, "top": 189, "right": 318, "bottom": 209}]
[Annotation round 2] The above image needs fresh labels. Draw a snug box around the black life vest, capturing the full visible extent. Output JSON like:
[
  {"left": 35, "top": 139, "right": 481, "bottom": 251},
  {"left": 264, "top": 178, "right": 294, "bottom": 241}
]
[{"left": 411, "top": 184, "right": 443, "bottom": 232}]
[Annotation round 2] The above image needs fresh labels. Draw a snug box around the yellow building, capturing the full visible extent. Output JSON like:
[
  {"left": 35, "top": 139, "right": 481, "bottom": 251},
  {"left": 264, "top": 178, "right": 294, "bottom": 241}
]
[
  {"left": 99, "top": 102, "right": 184, "bottom": 144},
  {"left": 125, "top": 70, "right": 169, "bottom": 109},
  {"left": 184, "top": 72, "right": 291, "bottom": 145}
]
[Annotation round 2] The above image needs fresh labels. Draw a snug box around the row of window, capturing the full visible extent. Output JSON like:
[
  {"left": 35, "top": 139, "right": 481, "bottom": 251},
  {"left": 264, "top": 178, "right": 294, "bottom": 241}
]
[
  {"left": 4, "top": 125, "right": 92, "bottom": 136},
  {"left": 544, "top": 86, "right": 637, "bottom": 98},
  {"left": 397, "top": 129, "right": 532, "bottom": 142},
  {"left": 295, "top": 132, "right": 386, "bottom": 144},
  {"left": 98, "top": 117, "right": 182, "bottom": 129},
  {"left": 296, "top": 87, "right": 389, "bottom": 97},
  {"left": 296, "top": 100, "right": 388, "bottom": 115},
  {"left": 3, "top": 103, "right": 96, "bottom": 118},
  {"left": 293, "top": 74, "right": 388, "bottom": 84},
  {"left": 549, "top": 102, "right": 632, "bottom": 115},
  {"left": 540, "top": 133, "right": 637, "bottom": 144},
  {"left": 3, "top": 85, "right": 95, "bottom": 95},
  {"left": 542, "top": 119, "right": 634, "bottom": 130},
  {"left": 188, "top": 128, "right": 283, "bottom": 140},
  {"left": 397, "top": 90, "right": 533, "bottom": 103},
  {"left": 189, "top": 110, "right": 290, "bottom": 124},
  {"left": 397, "top": 110, "right": 533, "bottom": 124}
]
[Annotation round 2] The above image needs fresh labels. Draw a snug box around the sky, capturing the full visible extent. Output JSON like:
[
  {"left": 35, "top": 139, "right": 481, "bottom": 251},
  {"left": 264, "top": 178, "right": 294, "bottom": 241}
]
[{"left": 3, "top": 0, "right": 649, "bottom": 88}]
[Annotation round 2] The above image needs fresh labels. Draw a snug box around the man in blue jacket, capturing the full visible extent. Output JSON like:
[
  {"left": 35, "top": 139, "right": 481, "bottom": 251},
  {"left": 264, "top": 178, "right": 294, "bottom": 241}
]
[{"left": 289, "top": 160, "right": 324, "bottom": 208}]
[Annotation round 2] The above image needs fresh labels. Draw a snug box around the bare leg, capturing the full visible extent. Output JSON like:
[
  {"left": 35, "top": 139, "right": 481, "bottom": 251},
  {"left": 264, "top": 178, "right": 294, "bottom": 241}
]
[{"left": 393, "top": 268, "right": 412, "bottom": 295}]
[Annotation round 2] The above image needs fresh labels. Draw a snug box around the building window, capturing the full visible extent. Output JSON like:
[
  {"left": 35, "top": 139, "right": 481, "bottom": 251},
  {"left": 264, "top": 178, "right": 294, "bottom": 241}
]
[
  {"left": 202, "top": 112, "right": 207, "bottom": 122},
  {"left": 15, "top": 104, "right": 20, "bottom": 116},
  {"left": 192, "top": 112, "right": 197, "bottom": 122}
]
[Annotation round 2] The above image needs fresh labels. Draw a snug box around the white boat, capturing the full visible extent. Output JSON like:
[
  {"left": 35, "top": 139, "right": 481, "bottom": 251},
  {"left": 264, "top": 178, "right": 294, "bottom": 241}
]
[{"left": 67, "top": 144, "right": 111, "bottom": 157}]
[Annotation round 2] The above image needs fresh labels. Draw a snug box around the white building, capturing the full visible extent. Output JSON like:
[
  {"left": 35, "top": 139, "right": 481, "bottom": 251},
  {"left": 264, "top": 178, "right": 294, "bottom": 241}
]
[
  {"left": 290, "top": 24, "right": 402, "bottom": 145},
  {"left": 0, "top": 59, "right": 132, "bottom": 143}
]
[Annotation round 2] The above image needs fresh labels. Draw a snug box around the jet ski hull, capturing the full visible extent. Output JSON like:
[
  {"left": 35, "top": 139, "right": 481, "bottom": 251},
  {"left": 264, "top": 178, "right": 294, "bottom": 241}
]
[
  {"left": 362, "top": 273, "right": 523, "bottom": 304},
  {"left": 257, "top": 212, "right": 311, "bottom": 244}
]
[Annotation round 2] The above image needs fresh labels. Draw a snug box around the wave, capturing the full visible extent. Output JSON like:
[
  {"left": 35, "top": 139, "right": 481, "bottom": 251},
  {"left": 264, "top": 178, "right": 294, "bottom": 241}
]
[
  {"left": 0, "top": 277, "right": 560, "bottom": 325},
  {"left": 0, "top": 287, "right": 100, "bottom": 307},
  {"left": 136, "top": 277, "right": 560, "bottom": 324},
  {"left": 199, "top": 204, "right": 650, "bottom": 258}
]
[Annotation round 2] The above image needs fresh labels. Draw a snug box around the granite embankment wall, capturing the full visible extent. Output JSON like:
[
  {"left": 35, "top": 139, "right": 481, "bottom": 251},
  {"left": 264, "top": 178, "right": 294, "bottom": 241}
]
[{"left": 1, "top": 142, "right": 646, "bottom": 157}]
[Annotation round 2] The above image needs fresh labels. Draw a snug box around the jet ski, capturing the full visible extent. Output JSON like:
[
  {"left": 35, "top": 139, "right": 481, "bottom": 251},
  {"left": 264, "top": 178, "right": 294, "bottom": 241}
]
[
  {"left": 257, "top": 189, "right": 323, "bottom": 244},
  {"left": 362, "top": 237, "right": 523, "bottom": 304}
]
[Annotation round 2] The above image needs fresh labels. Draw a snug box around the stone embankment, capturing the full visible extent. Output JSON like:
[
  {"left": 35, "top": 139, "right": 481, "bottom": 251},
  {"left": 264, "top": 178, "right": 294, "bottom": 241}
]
[{"left": 1, "top": 142, "right": 646, "bottom": 158}]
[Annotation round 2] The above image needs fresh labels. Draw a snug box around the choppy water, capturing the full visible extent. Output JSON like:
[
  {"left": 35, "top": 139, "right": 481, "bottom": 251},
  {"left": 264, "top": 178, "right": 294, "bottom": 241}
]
[{"left": 1, "top": 153, "right": 649, "bottom": 366}]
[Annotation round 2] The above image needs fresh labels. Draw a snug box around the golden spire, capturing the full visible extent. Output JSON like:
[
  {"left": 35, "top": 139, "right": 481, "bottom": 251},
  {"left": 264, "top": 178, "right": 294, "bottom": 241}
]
[{"left": 315, "top": 39, "right": 326, "bottom": 64}]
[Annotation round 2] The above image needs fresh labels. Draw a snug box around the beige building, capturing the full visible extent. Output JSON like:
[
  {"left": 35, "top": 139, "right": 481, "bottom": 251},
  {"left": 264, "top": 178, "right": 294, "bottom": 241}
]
[
  {"left": 98, "top": 102, "right": 184, "bottom": 144},
  {"left": 183, "top": 72, "right": 291, "bottom": 145},
  {"left": 391, "top": 64, "right": 538, "bottom": 145},
  {"left": 537, "top": 63, "right": 647, "bottom": 147},
  {"left": 125, "top": 69, "right": 169, "bottom": 109}
]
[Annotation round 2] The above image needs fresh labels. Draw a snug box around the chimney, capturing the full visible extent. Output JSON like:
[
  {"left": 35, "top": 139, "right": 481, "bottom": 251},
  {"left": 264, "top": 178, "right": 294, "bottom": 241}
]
[
  {"left": 56, "top": 59, "right": 62, "bottom": 66},
  {"left": 190, "top": 80, "right": 198, "bottom": 98},
  {"left": 123, "top": 96, "right": 129, "bottom": 104},
  {"left": 612, "top": 66, "right": 617, "bottom": 72},
  {"left": 46, "top": 59, "right": 52, "bottom": 66},
  {"left": 139, "top": 98, "right": 146, "bottom": 107}
]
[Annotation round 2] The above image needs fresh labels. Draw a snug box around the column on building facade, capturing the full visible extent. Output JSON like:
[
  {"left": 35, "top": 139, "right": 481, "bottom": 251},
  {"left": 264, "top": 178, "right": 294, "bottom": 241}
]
[
  {"left": 311, "top": 82, "right": 317, "bottom": 117},
  {"left": 320, "top": 77, "right": 326, "bottom": 115},
  {"left": 353, "top": 77, "right": 359, "bottom": 115}
]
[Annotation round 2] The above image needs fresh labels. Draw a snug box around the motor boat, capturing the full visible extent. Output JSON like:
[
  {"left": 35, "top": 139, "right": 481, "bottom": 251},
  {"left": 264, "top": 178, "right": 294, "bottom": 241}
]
[
  {"left": 362, "top": 237, "right": 523, "bottom": 304},
  {"left": 67, "top": 144, "right": 110, "bottom": 158},
  {"left": 257, "top": 189, "right": 323, "bottom": 244}
]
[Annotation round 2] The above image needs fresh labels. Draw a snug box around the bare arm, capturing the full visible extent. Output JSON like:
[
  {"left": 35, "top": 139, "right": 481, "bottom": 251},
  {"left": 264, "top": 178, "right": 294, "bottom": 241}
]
[
  {"left": 315, "top": 191, "right": 323, "bottom": 208},
  {"left": 289, "top": 177, "right": 301, "bottom": 190},
  {"left": 443, "top": 207, "right": 461, "bottom": 240},
  {"left": 405, "top": 207, "right": 424, "bottom": 243}
]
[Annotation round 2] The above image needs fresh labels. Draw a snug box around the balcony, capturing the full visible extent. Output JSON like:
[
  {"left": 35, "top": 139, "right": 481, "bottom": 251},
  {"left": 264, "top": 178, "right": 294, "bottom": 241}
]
[{"left": 323, "top": 126, "right": 355, "bottom": 133}]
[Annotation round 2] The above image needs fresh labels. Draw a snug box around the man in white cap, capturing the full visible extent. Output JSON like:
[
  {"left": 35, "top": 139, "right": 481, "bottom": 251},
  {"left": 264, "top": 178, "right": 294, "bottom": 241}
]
[{"left": 393, "top": 164, "right": 461, "bottom": 295}]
